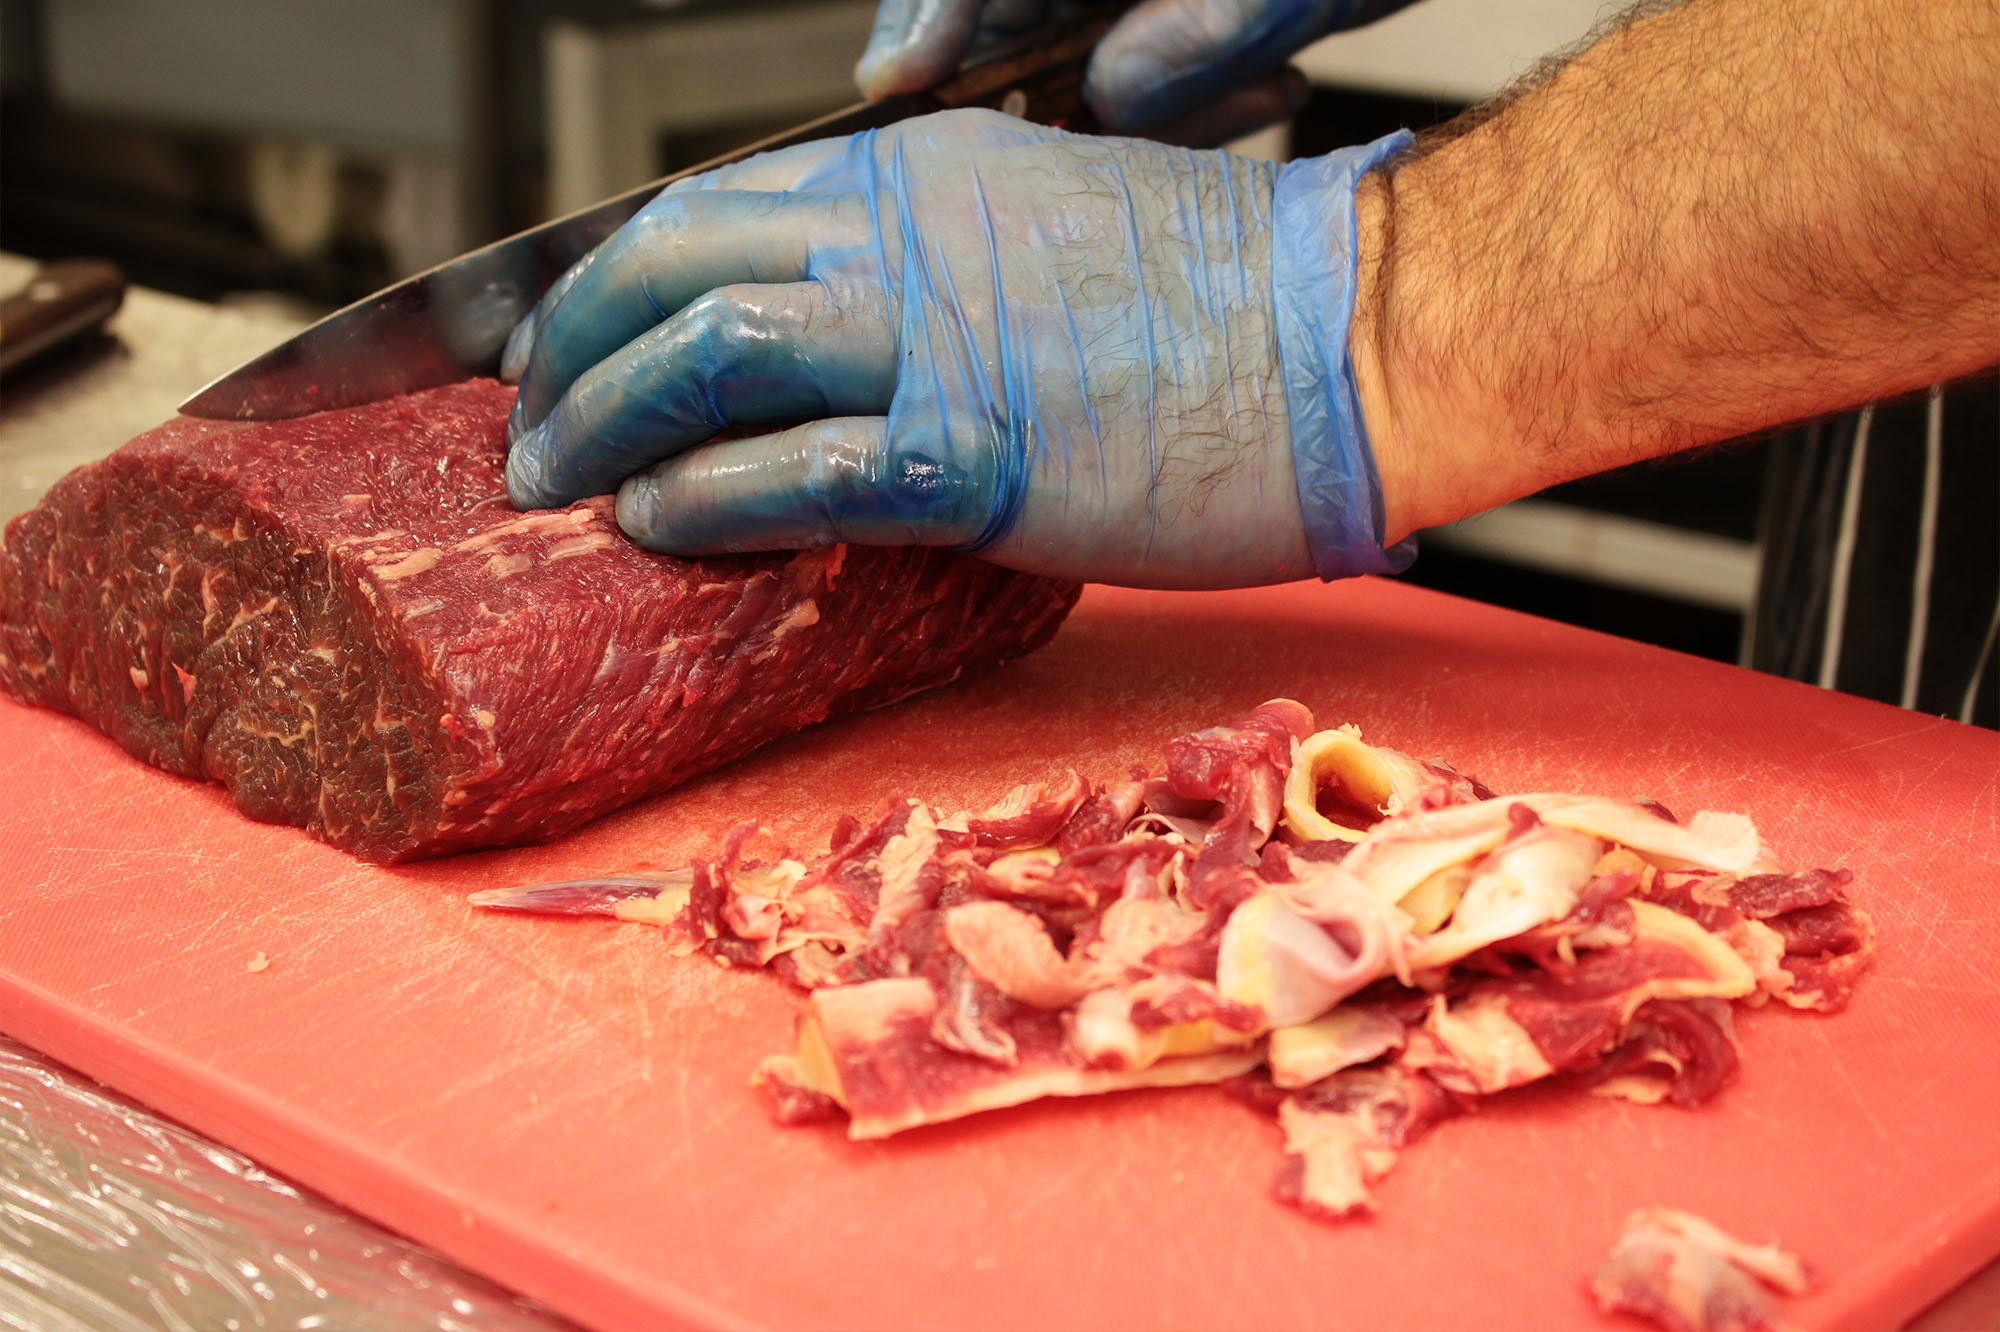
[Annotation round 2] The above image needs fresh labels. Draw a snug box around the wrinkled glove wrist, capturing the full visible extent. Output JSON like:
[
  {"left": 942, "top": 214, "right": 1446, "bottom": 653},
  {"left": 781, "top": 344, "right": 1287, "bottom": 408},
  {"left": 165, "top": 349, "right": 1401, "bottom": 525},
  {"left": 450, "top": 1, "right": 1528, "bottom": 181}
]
[{"left": 1273, "top": 129, "right": 1416, "bottom": 580}]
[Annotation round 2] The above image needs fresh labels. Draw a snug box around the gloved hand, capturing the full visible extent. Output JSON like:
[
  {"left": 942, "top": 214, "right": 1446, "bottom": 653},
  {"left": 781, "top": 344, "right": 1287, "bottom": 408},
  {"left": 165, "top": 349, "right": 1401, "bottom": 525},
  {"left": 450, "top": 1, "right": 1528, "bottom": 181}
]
[
  {"left": 856, "top": 1, "right": 1418, "bottom": 142},
  {"left": 503, "top": 111, "right": 1413, "bottom": 589}
]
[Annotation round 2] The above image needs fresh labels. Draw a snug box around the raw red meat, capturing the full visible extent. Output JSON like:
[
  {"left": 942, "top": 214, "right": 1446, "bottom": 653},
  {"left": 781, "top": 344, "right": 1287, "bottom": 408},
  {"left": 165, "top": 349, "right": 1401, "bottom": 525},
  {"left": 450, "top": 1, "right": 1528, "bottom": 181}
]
[{"left": 0, "top": 381, "right": 1078, "bottom": 861}]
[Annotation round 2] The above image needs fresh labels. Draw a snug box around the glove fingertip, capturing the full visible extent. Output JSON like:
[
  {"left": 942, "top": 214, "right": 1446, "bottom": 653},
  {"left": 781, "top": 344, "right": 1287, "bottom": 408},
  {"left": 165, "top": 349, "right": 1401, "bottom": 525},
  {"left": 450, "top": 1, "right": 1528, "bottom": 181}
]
[
  {"left": 505, "top": 423, "right": 561, "bottom": 512},
  {"left": 1082, "top": 43, "right": 1166, "bottom": 132},
  {"left": 852, "top": 48, "right": 898, "bottom": 99},
  {"left": 854, "top": 41, "right": 957, "bottom": 99},
  {"left": 613, "top": 471, "right": 660, "bottom": 546},
  {"left": 499, "top": 315, "right": 536, "bottom": 385},
  {"left": 854, "top": 0, "right": 985, "bottom": 98}
]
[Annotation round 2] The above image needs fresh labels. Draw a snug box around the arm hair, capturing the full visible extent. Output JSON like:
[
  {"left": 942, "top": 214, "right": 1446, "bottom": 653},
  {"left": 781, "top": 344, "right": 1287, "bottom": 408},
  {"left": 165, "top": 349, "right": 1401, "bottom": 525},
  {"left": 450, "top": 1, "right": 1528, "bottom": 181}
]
[{"left": 1352, "top": 0, "right": 2000, "bottom": 540}]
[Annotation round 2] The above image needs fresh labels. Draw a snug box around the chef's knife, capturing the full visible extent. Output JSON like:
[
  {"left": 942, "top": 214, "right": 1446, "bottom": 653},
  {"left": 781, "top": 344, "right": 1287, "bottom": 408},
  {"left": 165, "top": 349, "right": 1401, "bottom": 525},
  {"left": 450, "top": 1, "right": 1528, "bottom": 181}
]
[{"left": 178, "top": 6, "right": 1132, "bottom": 422}]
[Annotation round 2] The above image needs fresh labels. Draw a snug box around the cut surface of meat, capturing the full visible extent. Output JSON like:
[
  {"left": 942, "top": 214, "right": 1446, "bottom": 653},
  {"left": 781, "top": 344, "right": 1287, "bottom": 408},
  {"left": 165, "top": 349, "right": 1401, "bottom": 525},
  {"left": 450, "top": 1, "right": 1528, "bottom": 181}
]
[
  {"left": 477, "top": 700, "right": 1876, "bottom": 1241},
  {"left": 0, "top": 381, "right": 1079, "bottom": 860}
]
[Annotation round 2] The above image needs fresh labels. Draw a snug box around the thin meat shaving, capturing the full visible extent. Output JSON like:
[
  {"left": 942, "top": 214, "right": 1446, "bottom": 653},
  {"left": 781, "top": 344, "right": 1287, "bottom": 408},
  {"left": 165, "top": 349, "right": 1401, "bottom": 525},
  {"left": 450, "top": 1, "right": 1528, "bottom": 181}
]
[
  {"left": 1592, "top": 1207, "right": 1813, "bottom": 1331},
  {"left": 475, "top": 700, "right": 1874, "bottom": 1222}
]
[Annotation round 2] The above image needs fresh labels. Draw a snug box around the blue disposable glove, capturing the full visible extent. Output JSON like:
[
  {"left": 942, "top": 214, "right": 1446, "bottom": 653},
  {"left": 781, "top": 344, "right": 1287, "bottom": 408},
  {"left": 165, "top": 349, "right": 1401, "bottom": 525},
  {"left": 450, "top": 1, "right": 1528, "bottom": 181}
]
[
  {"left": 503, "top": 111, "right": 1414, "bottom": 589},
  {"left": 856, "top": 0, "right": 1419, "bottom": 141}
]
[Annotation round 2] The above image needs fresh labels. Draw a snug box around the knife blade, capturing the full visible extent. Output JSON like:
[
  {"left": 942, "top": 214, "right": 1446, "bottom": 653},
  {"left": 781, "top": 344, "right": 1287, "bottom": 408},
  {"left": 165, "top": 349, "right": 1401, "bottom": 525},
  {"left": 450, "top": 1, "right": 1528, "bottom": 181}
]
[{"left": 178, "top": 6, "right": 1129, "bottom": 421}]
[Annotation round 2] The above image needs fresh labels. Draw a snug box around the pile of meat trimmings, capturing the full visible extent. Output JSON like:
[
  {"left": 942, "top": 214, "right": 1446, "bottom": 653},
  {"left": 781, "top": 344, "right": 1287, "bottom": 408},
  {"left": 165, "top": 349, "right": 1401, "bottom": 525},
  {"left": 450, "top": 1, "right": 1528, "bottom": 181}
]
[{"left": 479, "top": 700, "right": 1873, "bottom": 1224}]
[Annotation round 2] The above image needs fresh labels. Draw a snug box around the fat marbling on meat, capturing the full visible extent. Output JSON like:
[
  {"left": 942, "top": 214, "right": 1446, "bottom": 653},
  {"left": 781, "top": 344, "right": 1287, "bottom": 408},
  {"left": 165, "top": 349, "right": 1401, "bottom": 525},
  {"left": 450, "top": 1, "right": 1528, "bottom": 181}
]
[{"left": 0, "top": 380, "right": 1079, "bottom": 860}]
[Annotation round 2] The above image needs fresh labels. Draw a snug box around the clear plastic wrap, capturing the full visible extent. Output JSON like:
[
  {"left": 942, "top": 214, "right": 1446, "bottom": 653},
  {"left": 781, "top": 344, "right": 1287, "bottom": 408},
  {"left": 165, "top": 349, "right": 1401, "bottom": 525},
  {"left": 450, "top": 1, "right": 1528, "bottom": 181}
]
[{"left": 0, "top": 1035, "right": 577, "bottom": 1332}]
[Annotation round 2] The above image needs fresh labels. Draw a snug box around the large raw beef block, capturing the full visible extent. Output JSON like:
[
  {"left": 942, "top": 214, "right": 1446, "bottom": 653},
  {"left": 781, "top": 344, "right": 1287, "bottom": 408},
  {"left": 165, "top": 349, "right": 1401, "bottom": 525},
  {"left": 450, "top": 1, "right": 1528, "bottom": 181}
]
[{"left": 0, "top": 380, "right": 1078, "bottom": 861}]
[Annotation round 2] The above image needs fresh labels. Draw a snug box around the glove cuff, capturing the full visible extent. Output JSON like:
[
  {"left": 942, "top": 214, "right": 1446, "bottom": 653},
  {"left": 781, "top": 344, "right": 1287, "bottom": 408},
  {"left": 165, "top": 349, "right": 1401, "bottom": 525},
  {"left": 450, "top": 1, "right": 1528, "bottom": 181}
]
[{"left": 1272, "top": 128, "right": 1417, "bottom": 581}]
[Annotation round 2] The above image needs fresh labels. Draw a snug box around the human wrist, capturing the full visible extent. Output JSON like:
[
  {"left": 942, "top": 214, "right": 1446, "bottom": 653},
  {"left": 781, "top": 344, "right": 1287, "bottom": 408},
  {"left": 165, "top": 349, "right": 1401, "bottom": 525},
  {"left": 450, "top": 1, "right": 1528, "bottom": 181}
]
[{"left": 1346, "top": 133, "right": 1548, "bottom": 541}]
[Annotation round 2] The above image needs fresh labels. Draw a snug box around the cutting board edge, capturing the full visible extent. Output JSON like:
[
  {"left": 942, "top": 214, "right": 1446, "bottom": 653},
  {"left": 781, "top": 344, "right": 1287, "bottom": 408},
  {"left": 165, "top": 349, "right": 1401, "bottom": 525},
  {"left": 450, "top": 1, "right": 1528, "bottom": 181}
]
[
  {"left": 0, "top": 979, "right": 761, "bottom": 1332},
  {"left": 1821, "top": 1175, "right": 2000, "bottom": 1331},
  {"left": 9, "top": 975, "right": 1998, "bottom": 1332}
]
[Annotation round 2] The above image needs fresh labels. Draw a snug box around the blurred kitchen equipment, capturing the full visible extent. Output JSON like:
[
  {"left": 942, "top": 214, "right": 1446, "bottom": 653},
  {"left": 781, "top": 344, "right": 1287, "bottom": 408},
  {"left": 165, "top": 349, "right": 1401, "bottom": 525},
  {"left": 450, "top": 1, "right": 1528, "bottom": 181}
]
[
  {"left": 176, "top": 1, "right": 1138, "bottom": 423},
  {"left": 0, "top": 259, "right": 126, "bottom": 381}
]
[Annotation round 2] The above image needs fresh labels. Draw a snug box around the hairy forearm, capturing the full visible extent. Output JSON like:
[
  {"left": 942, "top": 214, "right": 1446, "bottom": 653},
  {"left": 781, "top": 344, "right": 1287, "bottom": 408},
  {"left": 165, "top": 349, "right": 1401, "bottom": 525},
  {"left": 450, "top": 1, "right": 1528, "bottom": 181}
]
[{"left": 1352, "top": 0, "right": 2000, "bottom": 543}]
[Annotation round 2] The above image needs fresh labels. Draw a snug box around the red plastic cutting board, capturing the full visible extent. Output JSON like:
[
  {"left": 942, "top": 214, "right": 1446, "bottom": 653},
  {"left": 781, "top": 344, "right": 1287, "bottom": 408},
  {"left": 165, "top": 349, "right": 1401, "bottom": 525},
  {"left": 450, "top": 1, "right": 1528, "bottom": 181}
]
[{"left": 2, "top": 579, "right": 1996, "bottom": 1332}]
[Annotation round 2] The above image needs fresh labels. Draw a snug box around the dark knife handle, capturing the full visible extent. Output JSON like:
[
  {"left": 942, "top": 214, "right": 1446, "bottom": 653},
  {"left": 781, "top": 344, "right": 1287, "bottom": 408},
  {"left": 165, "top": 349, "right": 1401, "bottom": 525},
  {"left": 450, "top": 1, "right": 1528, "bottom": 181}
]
[
  {"left": 677, "top": 1, "right": 1141, "bottom": 172},
  {"left": 927, "top": 1, "right": 1140, "bottom": 130},
  {"left": 0, "top": 259, "right": 127, "bottom": 381}
]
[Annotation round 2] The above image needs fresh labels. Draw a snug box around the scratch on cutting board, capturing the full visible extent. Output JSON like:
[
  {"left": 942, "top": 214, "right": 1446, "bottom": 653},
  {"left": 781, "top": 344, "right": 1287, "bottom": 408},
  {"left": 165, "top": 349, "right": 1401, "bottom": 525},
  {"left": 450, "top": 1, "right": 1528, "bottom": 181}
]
[
  {"left": 172, "top": 909, "right": 237, "bottom": 959},
  {"left": 375, "top": 1000, "right": 501, "bottom": 1077},
  {"left": 1882, "top": 889, "right": 2000, "bottom": 988},
  {"left": 1949, "top": 949, "right": 2000, "bottom": 994},
  {"left": 9, "top": 866, "right": 63, "bottom": 896},
  {"left": 41, "top": 733, "right": 97, "bottom": 790},
  {"left": 364, "top": 1023, "right": 601, "bottom": 1132},
  {"left": 1894, "top": 899, "right": 1951, "bottom": 965},
  {"left": 668, "top": 1061, "right": 693, "bottom": 1149},
  {"left": 47, "top": 841, "right": 225, "bottom": 863},
  {"left": 1805, "top": 1023, "right": 1910, "bottom": 1164},
  {"left": 1869, "top": 973, "right": 2000, "bottom": 999},
  {"left": 1807, "top": 718, "right": 1955, "bottom": 763},
  {"left": 1921, "top": 788, "right": 2000, "bottom": 874},
  {"left": 1001, "top": 1153, "right": 1093, "bottom": 1226},
  {"left": 81, "top": 917, "right": 241, "bottom": 995}
]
